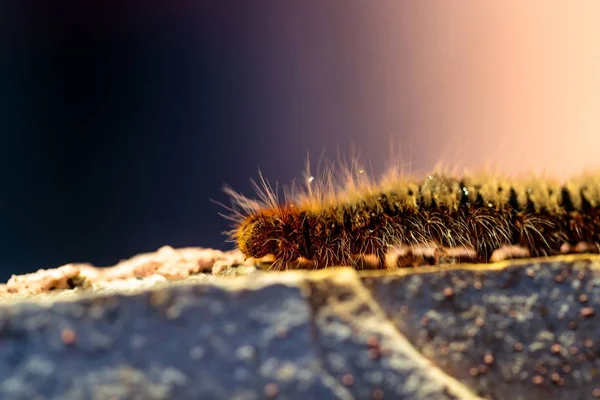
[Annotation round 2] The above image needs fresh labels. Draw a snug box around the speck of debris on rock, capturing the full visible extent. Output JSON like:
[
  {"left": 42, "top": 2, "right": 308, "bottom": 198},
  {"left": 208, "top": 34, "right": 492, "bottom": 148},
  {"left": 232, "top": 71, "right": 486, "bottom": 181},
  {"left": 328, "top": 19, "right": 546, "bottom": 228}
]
[
  {"left": 264, "top": 383, "right": 279, "bottom": 398},
  {"left": 366, "top": 335, "right": 382, "bottom": 358},
  {"left": 342, "top": 374, "right": 354, "bottom": 387},
  {"left": 535, "top": 364, "right": 548, "bottom": 374},
  {"left": 440, "top": 345, "right": 449, "bottom": 356},
  {"left": 483, "top": 352, "right": 495, "bottom": 365},
  {"left": 532, "top": 375, "right": 544, "bottom": 385},
  {"left": 369, "top": 348, "right": 381, "bottom": 360},
  {"left": 442, "top": 287, "right": 454, "bottom": 298},
  {"left": 61, "top": 328, "right": 77, "bottom": 345},
  {"left": 568, "top": 320, "right": 578, "bottom": 330},
  {"left": 514, "top": 342, "right": 524, "bottom": 352},
  {"left": 550, "top": 343, "right": 562, "bottom": 354},
  {"left": 551, "top": 372, "right": 563, "bottom": 385},
  {"left": 579, "top": 306, "right": 595, "bottom": 319},
  {"left": 366, "top": 335, "right": 378, "bottom": 346},
  {"left": 371, "top": 388, "right": 384, "bottom": 400}
]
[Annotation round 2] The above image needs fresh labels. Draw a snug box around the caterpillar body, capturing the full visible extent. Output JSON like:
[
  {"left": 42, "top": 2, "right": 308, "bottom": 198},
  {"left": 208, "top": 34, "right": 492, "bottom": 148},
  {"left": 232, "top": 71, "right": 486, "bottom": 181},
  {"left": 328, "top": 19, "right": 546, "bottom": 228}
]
[{"left": 224, "top": 165, "right": 600, "bottom": 270}]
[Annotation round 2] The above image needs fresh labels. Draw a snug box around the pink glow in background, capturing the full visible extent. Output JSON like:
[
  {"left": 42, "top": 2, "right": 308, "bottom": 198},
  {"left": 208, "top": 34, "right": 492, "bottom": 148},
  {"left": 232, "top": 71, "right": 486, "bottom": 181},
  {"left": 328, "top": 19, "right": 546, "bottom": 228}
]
[{"left": 254, "top": 2, "right": 600, "bottom": 181}]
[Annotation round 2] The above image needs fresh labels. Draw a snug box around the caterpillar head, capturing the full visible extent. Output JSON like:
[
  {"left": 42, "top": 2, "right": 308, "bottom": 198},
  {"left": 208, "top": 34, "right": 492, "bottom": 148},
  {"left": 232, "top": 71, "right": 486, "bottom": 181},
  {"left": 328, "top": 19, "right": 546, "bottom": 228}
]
[
  {"left": 236, "top": 208, "right": 309, "bottom": 264},
  {"left": 236, "top": 213, "right": 287, "bottom": 259}
]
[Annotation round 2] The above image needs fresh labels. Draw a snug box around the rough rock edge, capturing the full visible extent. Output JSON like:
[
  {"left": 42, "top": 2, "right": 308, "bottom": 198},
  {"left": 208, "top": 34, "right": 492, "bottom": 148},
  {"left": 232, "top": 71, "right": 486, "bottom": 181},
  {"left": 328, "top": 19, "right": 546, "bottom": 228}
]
[{"left": 0, "top": 246, "right": 259, "bottom": 298}]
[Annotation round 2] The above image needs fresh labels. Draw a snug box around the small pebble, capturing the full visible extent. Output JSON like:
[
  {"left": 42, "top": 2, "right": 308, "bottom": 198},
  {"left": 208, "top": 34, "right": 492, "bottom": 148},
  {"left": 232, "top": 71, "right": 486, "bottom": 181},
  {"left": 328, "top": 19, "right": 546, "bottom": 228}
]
[
  {"left": 61, "top": 328, "right": 77, "bottom": 345},
  {"left": 532, "top": 375, "right": 544, "bottom": 385},
  {"left": 580, "top": 307, "right": 595, "bottom": 319},
  {"left": 372, "top": 388, "right": 384, "bottom": 400},
  {"left": 483, "top": 353, "right": 494, "bottom": 365},
  {"left": 514, "top": 342, "right": 524, "bottom": 352},
  {"left": 551, "top": 372, "right": 563, "bottom": 385},
  {"left": 264, "top": 383, "right": 279, "bottom": 398},
  {"left": 342, "top": 374, "right": 354, "bottom": 387}
]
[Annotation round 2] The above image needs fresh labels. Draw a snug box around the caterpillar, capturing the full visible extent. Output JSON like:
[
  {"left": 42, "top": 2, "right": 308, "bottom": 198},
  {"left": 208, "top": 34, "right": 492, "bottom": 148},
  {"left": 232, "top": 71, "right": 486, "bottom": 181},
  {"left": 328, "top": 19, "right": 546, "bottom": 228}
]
[{"left": 223, "top": 161, "right": 600, "bottom": 270}]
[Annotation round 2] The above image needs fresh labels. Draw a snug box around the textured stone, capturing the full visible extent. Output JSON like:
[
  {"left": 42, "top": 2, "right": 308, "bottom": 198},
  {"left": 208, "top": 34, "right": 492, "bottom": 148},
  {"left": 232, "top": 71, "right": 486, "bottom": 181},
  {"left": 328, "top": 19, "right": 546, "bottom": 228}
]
[
  {"left": 0, "top": 246, "right": 252, "bottom": 296},
  {"left": 363, "top": 255, "right": 600, "bottom": 400},
  {"left": 0, "top": 253, "right": 599, "bottom": 399}
]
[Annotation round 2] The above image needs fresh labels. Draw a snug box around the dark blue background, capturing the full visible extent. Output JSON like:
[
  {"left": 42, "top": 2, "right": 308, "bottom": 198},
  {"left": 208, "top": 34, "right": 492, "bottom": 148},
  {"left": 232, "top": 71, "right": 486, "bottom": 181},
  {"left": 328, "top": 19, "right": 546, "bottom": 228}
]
[
  {"left": 0, "top": 3, "right": 274, "bottom": 279},
  {"left": 0, "top": 2, "right": 422, "bottom": 281}
]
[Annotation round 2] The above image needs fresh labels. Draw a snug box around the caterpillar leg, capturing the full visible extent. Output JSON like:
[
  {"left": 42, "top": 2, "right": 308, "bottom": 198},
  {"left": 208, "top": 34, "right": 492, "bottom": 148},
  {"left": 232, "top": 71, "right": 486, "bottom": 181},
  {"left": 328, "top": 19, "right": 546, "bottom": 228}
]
[
  {"left": 564, "top": 241, "right": 600, "bottom": 254},
  {"left": 488, "top": 245, "right": 531, "bottom": 263}
]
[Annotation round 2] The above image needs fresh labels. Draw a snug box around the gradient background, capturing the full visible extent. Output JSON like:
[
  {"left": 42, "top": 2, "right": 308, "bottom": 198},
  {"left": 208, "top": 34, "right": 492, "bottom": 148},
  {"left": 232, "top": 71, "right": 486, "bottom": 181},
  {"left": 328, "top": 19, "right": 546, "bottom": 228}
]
[{"left": 2, "top": 2, "right": 600, "bottom": 280}]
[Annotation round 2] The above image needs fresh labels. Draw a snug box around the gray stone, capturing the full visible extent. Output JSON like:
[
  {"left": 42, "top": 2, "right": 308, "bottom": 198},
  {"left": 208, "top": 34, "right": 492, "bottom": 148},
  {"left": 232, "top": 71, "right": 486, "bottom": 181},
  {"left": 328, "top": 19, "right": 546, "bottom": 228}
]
[
  {"left": 1, "top": 255, "right": 599, "bottom": 399},
  {"left": 363, "top": 255, "right": 600, "bottom": 400}
]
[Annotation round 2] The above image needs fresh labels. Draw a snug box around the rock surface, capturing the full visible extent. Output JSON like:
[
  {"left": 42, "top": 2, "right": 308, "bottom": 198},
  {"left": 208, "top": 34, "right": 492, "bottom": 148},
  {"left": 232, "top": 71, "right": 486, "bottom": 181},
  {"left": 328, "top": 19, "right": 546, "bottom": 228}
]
[
  {"left": 0, "top": 249, "right": 599, "bottom": 400},
  {"left": 0, "top": 246, "right": 253, "bottom": 297}
]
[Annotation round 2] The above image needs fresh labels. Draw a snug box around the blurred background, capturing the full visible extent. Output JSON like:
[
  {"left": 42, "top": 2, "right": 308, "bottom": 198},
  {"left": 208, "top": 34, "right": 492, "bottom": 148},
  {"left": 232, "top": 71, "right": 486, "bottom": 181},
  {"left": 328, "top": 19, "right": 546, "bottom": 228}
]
[{"left": 2, "top": 1, "right": 600, "bottom": 280}]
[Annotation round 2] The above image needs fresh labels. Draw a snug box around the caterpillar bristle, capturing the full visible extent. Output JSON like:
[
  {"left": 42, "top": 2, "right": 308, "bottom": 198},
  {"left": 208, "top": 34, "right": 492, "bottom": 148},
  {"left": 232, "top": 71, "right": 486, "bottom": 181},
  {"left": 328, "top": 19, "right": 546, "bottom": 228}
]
[{"left": 222, "top": 160, "right": 600, "bottom": 271}]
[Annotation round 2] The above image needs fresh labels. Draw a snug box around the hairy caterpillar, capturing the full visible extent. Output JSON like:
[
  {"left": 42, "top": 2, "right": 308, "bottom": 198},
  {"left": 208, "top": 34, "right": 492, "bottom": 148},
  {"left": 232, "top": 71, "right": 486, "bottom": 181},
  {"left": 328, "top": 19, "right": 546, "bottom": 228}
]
[{"left": 223, "top": 161, "right": 600, "bottom": 270}]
